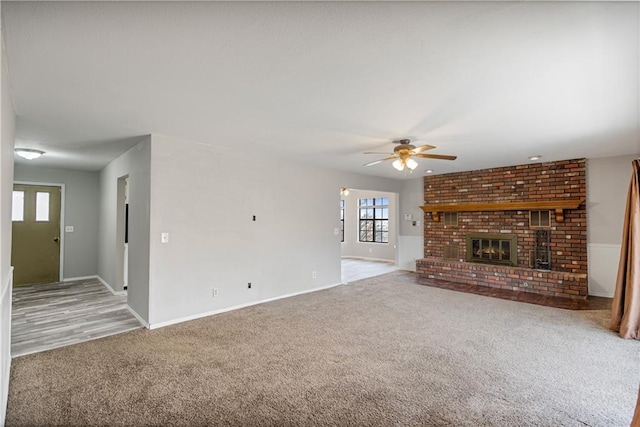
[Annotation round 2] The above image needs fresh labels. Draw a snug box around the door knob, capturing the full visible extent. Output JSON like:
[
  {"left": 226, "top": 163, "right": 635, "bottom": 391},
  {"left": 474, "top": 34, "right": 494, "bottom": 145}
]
[{"left": 53, "top": 237, "right": 59, "bottom": 242}]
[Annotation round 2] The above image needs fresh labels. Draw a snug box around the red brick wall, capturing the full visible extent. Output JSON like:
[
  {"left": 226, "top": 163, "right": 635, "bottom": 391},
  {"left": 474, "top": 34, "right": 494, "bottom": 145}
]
[{"left": 423, "top": 158, "right": 587, "bottom": 274}]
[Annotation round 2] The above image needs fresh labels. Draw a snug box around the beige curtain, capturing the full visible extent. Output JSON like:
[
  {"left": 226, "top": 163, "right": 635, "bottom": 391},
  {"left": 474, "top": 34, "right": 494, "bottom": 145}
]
[
  {"left": 611, "top": 159, "right": 640, "bottom": 339},
  {"left": 632, "top": 386, "right": 640, "bottom": 427}
]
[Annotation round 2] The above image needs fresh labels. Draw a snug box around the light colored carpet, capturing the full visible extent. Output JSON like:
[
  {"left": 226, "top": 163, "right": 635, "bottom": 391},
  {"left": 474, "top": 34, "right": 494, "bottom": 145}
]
[{"left": 6, "top": 271, "right": 639, "bottom": 426}]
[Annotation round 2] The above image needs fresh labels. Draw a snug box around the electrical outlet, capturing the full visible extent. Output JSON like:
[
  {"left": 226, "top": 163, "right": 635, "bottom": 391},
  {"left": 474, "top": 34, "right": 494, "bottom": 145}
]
[
  {"left": 212, "top": 288, "right": 219, "bottom": 297},
  {"left": 312, "top": 271, "right": 317, "bottom": 279},
  {"left": 248, "top": 282, "right": 252, "bottom": 289}
]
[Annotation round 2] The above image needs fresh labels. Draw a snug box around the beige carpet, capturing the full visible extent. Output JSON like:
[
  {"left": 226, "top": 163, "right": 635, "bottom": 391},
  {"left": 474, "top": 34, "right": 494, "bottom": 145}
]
[{"left": 6, "top": 271, "right": 640, "bottom": 426}]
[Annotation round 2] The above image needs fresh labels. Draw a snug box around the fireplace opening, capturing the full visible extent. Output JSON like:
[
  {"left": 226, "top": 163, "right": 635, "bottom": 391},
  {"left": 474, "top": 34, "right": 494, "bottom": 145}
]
[{"left": 465, "top": 233, "right": 517, "bottom": 267}]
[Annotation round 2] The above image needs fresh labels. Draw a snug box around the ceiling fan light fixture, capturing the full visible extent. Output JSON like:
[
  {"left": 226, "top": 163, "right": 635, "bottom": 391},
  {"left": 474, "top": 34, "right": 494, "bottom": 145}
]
[
  {"left": 392, "top": 158, "right": 405, "bottom": 171},
  {"left": 406, "top": 158, "right": 418, "bottom": 170},
  {"left": 15, "top": 148, "right": 45, "bottom": 160},
  {"left": 362, "top": 139, "right": 456, "bottom": 171},
  {"left": 340, "top": 187, "right": 350, "bottom": 196}
]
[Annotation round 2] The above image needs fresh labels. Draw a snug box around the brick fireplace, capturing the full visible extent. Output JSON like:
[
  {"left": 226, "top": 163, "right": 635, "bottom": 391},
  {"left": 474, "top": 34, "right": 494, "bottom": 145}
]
[{"left": 415, "top": 159, "right": 588, "bottom": 299}]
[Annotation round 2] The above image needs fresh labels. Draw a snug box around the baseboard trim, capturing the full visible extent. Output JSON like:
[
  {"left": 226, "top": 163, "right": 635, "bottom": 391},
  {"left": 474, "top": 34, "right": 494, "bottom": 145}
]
[
  {"left": 588, "top": 292, "right": 615, "bottom": 298},
  {"left": 96, "top": 276, "right": 126, "bottom": 296},
  {"left": 63, "top": 275, "right": 99, "bottom": 282},
  {"left": 149, "top": 282, "right": 343, "bottom": 330},
  {"left": 341, "top": 256, "right": 395, "bottom": 264},
  {"left": 127, "top": 306, "right": 149, "bottom": 329}
]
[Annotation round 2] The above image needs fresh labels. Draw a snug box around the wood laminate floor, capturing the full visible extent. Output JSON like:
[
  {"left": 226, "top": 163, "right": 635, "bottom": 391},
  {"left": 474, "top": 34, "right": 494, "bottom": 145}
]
[
  {"left": 11, "top": 278, "right": 142, "bottom": 357},
  {"left": 341, "top": 257, "right": 397, "bottom": 283}
]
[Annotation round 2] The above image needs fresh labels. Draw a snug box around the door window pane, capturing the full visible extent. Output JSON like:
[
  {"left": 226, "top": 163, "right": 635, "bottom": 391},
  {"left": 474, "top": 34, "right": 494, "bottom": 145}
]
[
  {"left": 35, "top": 192, "right": 50, "bottom": 221},
  {"left": 12, "top": 191, "right": 24, "bottom": 221}
]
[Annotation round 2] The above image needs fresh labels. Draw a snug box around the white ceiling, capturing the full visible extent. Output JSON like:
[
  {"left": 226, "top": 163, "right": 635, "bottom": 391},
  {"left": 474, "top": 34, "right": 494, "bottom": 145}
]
[{"left": 3, "top": 1, "right": 639, "bottom": 178}]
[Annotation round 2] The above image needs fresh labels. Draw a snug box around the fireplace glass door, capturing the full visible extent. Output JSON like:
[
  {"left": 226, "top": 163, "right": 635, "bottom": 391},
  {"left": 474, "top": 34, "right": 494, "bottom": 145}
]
[
  {"left": 466, "top": 233, "right": 518, "bottom": 266},
  {"left": 471, "top": 238, "right": 510, "bottom": 263}
]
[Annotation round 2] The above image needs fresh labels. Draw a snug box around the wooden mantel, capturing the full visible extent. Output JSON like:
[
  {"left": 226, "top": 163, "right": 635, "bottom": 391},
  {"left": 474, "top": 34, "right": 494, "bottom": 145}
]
[{"left": 420, "top": 199, "right": 585, "bottom": 223}]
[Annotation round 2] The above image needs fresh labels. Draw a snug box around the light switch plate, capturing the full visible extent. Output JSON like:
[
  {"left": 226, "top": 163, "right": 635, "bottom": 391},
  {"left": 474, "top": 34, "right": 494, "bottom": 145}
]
[
  {"left": 161, "top": 232, "right": 169, "bottom": 243},
  {"left": 65, "top": 226, "right": 74, "bottom": 232},
  {"left": 404, "top": 214, "right": 412, "bottom": 221}
]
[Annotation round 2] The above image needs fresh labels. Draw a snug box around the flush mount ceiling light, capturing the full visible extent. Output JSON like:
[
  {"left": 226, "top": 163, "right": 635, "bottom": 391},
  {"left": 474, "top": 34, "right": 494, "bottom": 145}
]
[
  {"left": 528, "top": 155, "right": 542, "bottom": 161},
  {"left": 425, "top": 169, "right": 433, "bottom": 174},
  {"left": 15, "top": 148, "right": 45, "bottom": 160}
]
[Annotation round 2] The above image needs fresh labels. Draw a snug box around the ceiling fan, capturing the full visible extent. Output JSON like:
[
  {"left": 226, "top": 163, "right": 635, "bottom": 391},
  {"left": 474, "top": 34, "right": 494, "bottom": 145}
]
[{"left": 363, "top": 139, "right": 457, "bottom": 171}]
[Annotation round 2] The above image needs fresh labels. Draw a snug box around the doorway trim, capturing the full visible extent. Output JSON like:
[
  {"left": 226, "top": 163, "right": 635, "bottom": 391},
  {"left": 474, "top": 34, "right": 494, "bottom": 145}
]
[
  {"left": 14, "top": 180, "right": 66, "bottom": 282},
  {"left": 116, "top": 174, "right": 129, "bottom": 295}
]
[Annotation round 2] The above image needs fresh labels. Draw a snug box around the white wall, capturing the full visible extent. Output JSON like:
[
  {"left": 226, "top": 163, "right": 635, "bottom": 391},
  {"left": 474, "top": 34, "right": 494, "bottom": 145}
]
[
  {"left": 13, "top": 165, "right": 99, "bottom": 279},
  {"left": 341, "top": 189, "right": 397, "bottom": 262},
  {"left": 98, "top": 137, "right": 151, "bottom": 323},
  {"left": 147, "top": 134, "right": 401, "bottom": 327},
  {"left": 0, "top": 22, "right": 15, "bottom": 426},
  {"left": 587, "top": 154, "right": 639, "bottom": 297},
  {"left": 397, "top": 177, "right": 424, "bottom": 271}
]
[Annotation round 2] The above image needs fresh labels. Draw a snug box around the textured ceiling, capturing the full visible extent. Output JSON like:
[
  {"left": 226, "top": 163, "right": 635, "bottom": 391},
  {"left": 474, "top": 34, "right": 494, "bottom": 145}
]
[{"left": 3, "top": 1, "right": 639, "bottom": 178}]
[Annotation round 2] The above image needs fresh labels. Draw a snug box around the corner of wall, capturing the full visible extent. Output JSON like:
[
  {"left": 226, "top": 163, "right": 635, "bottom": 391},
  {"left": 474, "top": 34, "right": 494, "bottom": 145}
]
[{"left": 97, "top": 137, "right": 152, "bottom": 326}]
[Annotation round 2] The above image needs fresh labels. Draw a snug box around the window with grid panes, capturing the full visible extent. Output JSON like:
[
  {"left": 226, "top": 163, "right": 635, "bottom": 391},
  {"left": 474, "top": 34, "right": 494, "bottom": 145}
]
[{"left": 358, "top": 197, "right": 389, "bottom": 243}]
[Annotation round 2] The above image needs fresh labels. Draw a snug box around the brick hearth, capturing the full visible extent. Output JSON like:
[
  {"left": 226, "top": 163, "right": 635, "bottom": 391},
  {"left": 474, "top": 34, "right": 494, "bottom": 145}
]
[{"left": 416, "top": 257, "right": 588, "bottom": 298}]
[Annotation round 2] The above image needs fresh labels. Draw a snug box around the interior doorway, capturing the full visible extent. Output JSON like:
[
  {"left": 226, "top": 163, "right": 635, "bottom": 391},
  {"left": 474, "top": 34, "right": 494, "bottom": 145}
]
[
  {"left": 11, "top": 183, "right": 63, "bottom": 285},
  {"left": 340, "top": 187, "right": 398, "bottom": 283}
]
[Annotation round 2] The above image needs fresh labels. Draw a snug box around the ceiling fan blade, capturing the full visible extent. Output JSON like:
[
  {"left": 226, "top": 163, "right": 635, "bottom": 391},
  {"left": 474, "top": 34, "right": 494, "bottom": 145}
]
[
  {"left": 415, "top": 153, "right": 457, "bottom": 161},
  {"left": 363, "top": 156, "right": 398, "bottom": 166},
  {"left": 363, "top": 151, "right": 393, "bottom": 155},
  {"left": 411, "top": 144, "right": 436, "bottom": 154}
]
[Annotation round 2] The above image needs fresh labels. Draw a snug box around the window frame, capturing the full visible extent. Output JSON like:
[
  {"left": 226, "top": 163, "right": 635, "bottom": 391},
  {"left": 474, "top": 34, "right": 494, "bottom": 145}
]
[{"left": 358, "top": 197, "right": 389, "bottom": 244}]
